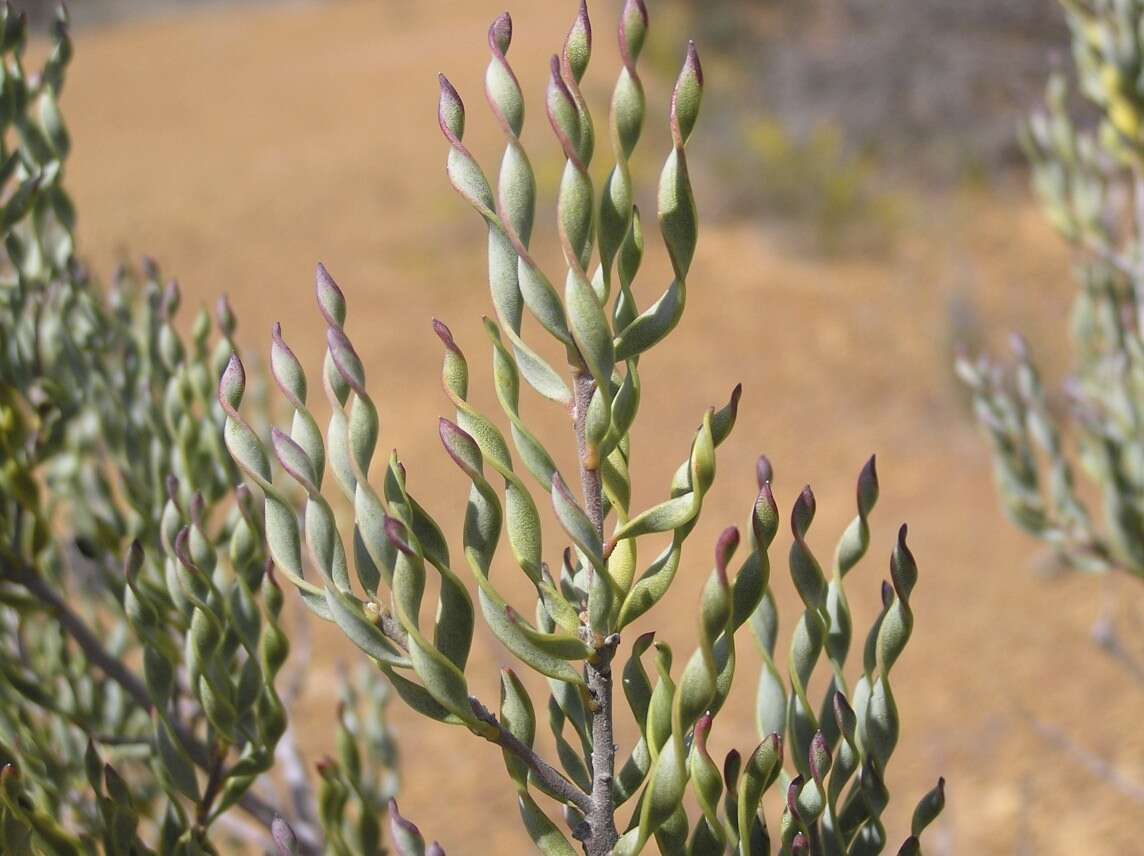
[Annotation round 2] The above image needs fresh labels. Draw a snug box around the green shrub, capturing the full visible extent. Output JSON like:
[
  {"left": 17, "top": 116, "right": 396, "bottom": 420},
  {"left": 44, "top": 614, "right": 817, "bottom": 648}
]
[
  {"left": 225, "top": 2, "right": 943, "bottom": 853},
  {"left": 1, "top": 1, "right": 944, "bottom": 853},
  {"left": 960, "top": 0, "right": 1144, "bottom": 579}
]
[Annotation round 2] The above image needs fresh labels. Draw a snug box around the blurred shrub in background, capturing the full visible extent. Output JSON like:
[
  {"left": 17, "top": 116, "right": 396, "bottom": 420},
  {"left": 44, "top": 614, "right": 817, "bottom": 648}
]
[
  {"left": 734, "top": 118, "right": 902, "bottom": 256},
  {"left": 960, "top": 0, "right": 1144, "bottom": 581}
]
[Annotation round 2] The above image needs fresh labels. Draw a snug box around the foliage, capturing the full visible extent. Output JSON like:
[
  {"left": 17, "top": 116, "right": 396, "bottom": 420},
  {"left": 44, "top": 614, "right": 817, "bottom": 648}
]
[
  {"left": 222, "top": 1, "right": 944, "bottom": 853},
  {"left": 737, "top": 118, "right": 902, "bottom": 256},
  {"left": 0, "top": 3, "right": 393, "bottom": 853},
  {"left": 959, "top": 0, "right": 1144, "bottom": 578},
  {"left": 0, "top": 0, "right": 946, "bottom": 852}
]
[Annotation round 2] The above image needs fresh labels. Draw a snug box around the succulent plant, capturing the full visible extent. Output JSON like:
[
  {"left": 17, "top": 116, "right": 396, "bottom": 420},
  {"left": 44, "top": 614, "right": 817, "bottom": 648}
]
[
  {"left": 959, "top": 0, "right": 1144, "bottom": 580},
  {"left": 222, "top": 2, "right": 945, "bottom": 853},
  {"left": 0, "top": 0, "right": 946, "bottom": 852},
  {"left": 0, "top": 4, "right": 393, "bottom": 853}
]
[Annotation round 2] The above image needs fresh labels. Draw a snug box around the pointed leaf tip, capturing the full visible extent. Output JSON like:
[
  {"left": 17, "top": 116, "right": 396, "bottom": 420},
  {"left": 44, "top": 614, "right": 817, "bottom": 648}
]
[
  {"left": 315, "top": 263, "right": 346, "bottom": 327},
  {"left": 714, "top": 526, "right": 739, "bottom": 581},
  {"left": 786, "top": 775, "right": 804, "bottom": 816},
  {"left": 755, "top": 454, "right": 773, "bottom": 488},
  {"left": 563, "top": 0, "right": 591, "bottom": 80},
  {"left": 437, "top": 75, "right": 465, "bottom": 140},
  {"left": 216, "top": 294, "right": 235, "bottom": 331},
  {"left": 809, "top": 731, "right": 831, "bottom": 783},
  {"left": 669, "top": 39, "right": 703, "bottom": 145},
  {"left": 723, "top": 748, "right": 741, "bottom": 788},
  {"left": 219, "top": 353, "right": 246, "bottom": 406},
  {"left": 891, "top": 523, "right": 918, "bottom": 601},
  {"left": 384, "top": 517, "right": 415, "bottom": 557},
  {"left": 753, "top": 479, "right": 780, "bottom": 547},
  {"left": 173, "top": 527, "right": 195, "bottom": 573},
  {"left": 694, "top": 712, "right": 713, "bottom": 748},
  {"left": 488, "top": 11, "right": 511, "bottom": 53},
  {"left": 791, "top": 486, "right": 816, "bottom": 537},
  {"left": 858, "top": 454, "right": 879, "bottom": 515},
  {"left": 686, "top": 40, "right": 702, "bottom": 83},
  {"left": 432, "top": 318, "right": 460, "bottom": 353},
  {"left": 833, "top": 691, "right": 856, "bottom": 736},
  {"left": 125, "top": 540, "right": 144, "bottom": 579}
]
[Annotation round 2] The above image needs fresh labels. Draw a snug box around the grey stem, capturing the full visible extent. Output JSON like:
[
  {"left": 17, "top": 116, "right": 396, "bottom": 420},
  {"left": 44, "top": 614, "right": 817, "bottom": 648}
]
[
  {"left": 469, "top": 698, "right": 592, "bottom": 815},
  {"left": 573, "top": 372, "right": 620, "bottom": 856}
]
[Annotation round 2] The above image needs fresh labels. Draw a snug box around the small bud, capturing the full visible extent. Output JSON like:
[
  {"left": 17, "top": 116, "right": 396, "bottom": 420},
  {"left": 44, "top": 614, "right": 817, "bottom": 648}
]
[
  {"left": 857, "top": 454, "right": 879, "bottom": 517},
  {"left": 216, "top": 294, "right": 236, "bottom": 335},
  {"left": 791, "top": 486, "right": 816, "bottom": 538},
  {"left": 755, "top": 454, "right": 774, "bottom": 488},
  {"left": 891, "top": 524, "right": 918, "bottom": 602},
  {"left": 437, "top": 74, "right": 466, "bottom": 141},
  {"left": 315, "top": 262, "right": 346, "bottom": 327},
  {"left": 562, "top": 0, "right": 591, "bottom": 83},
  {"left": 218, "top": 354, "right": 247, "bottom": 410},
  {"left": 671, "top": 41, "right": 703, "bottom": 145},
  {"left": 753, "top": 480, "right": 779, "bottom": 549},
  {"left": 488, "top": 11, "right": 511, "bottom": 55},
  {"left": 620, "top": 0, "right": 648, "bottom": 63},
  {"left": 722, "top": 748, "right": 741, "bottom": 789},
  {"left": 714, "top": 526, "right": 739, "bottom": 584}
]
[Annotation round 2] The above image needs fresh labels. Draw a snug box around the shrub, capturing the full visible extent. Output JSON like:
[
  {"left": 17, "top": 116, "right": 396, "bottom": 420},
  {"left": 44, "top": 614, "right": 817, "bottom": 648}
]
[
  {"left": 1, "top": 1, "right": 945, "bottom": 853},
  {"left": 225, "top": 1, "right": 943, "bottom": 853},
  {"left": 959, "top": 0, "right": 1144, "bottom": 579},
  {"left": 0, "top": 5, "right": 392, "bottom": 853}
]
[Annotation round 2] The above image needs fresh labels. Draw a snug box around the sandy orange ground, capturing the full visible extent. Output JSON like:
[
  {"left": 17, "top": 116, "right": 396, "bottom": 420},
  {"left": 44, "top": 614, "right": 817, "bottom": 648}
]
[{"left": 54, "top": 0, "right": 1144, "bottom": 851}]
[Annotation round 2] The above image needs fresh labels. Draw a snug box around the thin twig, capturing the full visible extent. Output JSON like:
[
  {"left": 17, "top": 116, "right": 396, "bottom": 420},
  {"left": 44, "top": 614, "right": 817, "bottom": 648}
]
[
  {"left": 469, "top": 696, "right": 592, "bottom": 815},
  {"left": 1092, "top": 581, "right": 1144, "bottom": 690},
  {"left": 1022, "top": 709, "right": 1144, "bottom": 805}
]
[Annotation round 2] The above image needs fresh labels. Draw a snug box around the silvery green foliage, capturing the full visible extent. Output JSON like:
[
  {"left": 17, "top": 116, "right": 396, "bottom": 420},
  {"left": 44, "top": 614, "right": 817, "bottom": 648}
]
[
  {"left": 223, "top": 2, "right": 944, "bottom": 853},
  {"left": 0, "top": 4, "right": 397, "bottom": 852},
  {"left": 959, "top": 0, "right": 1144, "bottom": 577},
  {"left": 314, "top": 664, "right": 402, "bottom": 855}
]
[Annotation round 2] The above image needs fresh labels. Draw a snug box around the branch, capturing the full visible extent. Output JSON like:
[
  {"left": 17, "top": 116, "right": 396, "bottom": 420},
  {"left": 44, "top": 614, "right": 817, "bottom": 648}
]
[
  {"left": 469, "top": 696, "right": 592, "bottom": 815},
  {"left": 0, "top": 555, "right": 321, "bottom": 854},
  {"left": 1022, "top": 709, "right": 1144, "bottom": 804},
  {"left": 1091, "top": 614, "right": 1144, "bottom": 690},
  {"left": 573, "top": 371, "right": 620, "bottom": 855},
  {"left": 370, "top": 601, "right": 591, "bottom": 816}
]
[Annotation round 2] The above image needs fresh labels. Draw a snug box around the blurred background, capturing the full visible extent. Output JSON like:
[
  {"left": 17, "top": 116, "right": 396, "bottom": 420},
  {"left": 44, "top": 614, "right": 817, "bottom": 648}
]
[{"left": 31, "top": 0, "right": 1144, "bottom": 851}]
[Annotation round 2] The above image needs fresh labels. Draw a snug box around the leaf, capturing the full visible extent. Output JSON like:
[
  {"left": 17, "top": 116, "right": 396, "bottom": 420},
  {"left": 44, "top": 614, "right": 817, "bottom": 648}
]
[{"left": 153, "top": 717, "right": 199, "bottom": 802}]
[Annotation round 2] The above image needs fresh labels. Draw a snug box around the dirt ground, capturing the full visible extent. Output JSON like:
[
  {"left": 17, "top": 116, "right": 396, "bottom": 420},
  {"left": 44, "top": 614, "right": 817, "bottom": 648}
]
[{"left": 55, "top": 0, "right": 1144, "bottom": 851}]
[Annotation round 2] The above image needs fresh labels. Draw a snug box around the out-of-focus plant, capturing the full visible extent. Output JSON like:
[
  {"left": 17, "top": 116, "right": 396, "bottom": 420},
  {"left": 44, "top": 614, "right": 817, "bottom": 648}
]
[
  {"left": 959, "top": 0, "right": 1144, "bottom": 580},
  {"left": 224, "top": 2, "right": 944, "bottom": 853},
  {"left": 737, "top": 118, "right": 902, "bottom": 256},
  {"left": 0, "top": 3, "right": 396, "bottom": 853}
]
